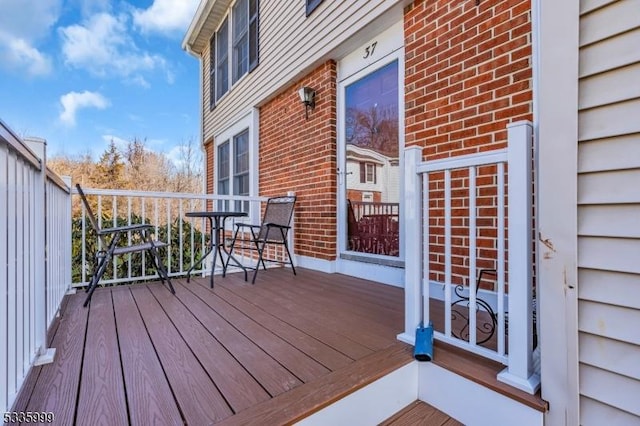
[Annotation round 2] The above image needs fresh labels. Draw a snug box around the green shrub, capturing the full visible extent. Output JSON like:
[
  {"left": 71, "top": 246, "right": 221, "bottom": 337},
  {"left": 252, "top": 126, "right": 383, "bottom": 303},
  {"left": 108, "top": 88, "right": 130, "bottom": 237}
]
[{"left": 72, "top": 215, "right": 208, "bottom": 286}]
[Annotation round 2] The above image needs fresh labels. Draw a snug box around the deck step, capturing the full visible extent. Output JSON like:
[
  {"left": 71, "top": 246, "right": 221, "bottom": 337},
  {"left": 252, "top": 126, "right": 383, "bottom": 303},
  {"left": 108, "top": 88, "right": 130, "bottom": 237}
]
[
  {"left": 380, "top": 400, "right": 463, "bottom": 426},
  {"left": 218, "top": 341, "right": 414, "bottom": 425}
]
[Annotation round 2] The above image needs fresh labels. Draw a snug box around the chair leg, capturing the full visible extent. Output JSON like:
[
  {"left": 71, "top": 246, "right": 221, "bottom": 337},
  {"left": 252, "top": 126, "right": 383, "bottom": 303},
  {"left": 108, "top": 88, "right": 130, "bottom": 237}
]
[
  {"left": 249, "top": 228, "right": 267, "bottom": 271},
  {"left": 224, "top": 227, "right": 248, "bottom": 281},
  {"left": 86, "top": 250, "right": 106, "bottom": 293},
  {"left": 149, "top": 246, "right": 175, "bottom": 294},
  {"left": 84, "top": 253, "right": 111, "bottom": 307},
  {"left": 283, "top": 242, "right": 297, "bottom": 276},
  {"left": 251, "top": 240, "right": 267, "bottom": 285}
]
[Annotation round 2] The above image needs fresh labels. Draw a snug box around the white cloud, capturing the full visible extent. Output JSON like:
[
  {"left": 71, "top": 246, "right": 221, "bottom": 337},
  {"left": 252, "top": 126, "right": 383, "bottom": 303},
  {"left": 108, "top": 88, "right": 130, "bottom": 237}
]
[
  {"left": 0, "top": 35, "right": 52, "bottom": 76},
  {"left": 59, "top": 91, "right": 110, "bottom": 127},
  {"left": 132, "top": 0, "right": 200, "bottom": 36},
  {"left": 59, "top": 13, "right": 166, "bottom": 79},
  {"left": 0, "top": 0, "right": 61, "bottom": 76}
]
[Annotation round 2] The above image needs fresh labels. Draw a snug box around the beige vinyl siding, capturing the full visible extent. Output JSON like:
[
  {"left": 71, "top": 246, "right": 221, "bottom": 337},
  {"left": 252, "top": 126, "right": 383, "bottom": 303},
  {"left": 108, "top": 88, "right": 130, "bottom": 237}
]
[
  {"left": 199, "top": 0, "right": 405, "bottom": 141},
  {"left": 577, "top": 0, "right": 640, "bottom": 422}
]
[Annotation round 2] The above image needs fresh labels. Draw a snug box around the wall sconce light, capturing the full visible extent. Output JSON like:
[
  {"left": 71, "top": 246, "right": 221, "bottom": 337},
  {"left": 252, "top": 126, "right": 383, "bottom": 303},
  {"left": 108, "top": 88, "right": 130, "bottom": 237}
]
[{"left": 298, "top": 86, "right": 316, "bottom": 120}]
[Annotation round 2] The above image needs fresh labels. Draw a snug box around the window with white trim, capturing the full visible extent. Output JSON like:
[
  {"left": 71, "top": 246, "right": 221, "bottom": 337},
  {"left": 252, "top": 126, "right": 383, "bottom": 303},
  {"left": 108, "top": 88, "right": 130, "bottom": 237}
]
[
  {"left": 216, "top": 112, "right": 257, "bottom": 213},
  {"left": 209, "top": 0, "right": 259, "bottom": 109}
]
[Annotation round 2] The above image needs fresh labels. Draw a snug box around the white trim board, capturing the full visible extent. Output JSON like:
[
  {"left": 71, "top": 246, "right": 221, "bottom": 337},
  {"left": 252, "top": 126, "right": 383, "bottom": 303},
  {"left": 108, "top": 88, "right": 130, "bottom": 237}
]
[
  {"left": 419, "top": 363, "right": 543, "bottom": 426},
  {"left": 295, "top": 362, "right": 418, "bottom": 426},
  {"left": 336, "top": 258, "right": 403, "bottom": 288},
  {"left": 295, "top": 254, "right": 404, "bottom": 288}
]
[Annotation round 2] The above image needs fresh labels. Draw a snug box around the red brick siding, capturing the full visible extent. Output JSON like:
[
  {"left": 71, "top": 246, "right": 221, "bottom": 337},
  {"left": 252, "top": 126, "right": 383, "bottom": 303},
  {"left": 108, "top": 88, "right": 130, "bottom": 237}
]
[
  {"left": 259, "top": 61, "right": 338, "bottom": 260},
  {"left": 405, "top": 0, "right": 532, "bottom": 286}
]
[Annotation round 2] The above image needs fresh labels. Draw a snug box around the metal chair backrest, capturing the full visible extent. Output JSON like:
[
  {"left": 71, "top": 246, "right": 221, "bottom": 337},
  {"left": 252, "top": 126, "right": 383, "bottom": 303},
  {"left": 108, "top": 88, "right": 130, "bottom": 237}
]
[
  {"left": 258, "top": 196, "right": 296, "bottom": 242},
  {"left": 76, "top": 184, "right": 109, "bottom": 248}
]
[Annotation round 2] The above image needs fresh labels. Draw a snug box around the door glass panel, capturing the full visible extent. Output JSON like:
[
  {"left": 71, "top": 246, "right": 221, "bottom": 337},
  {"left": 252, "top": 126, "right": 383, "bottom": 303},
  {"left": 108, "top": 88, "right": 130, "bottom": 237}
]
[{"left": 344, "top": 60, "right": 399, "bottom": 257}]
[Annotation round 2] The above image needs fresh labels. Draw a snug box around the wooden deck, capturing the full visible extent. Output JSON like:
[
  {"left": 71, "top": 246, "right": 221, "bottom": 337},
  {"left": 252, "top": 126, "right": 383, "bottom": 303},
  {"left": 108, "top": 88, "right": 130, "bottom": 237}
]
[
  {"left": 13, "top": 268, "right": 411, "bottom": 425},
  {"left": 380, "top": 401, "right": 463, "bottom": 425}
]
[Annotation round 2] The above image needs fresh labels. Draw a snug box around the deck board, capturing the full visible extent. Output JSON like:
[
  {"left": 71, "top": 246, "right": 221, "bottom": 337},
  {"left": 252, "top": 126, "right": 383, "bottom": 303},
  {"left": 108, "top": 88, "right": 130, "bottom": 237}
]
[
  {"left": 172, "top": 281, "right": 301, "bottom": 397},
  {"left": 216, "top": 279, "right": 374, "bottom": 360},
  {"left": 380, "top": 400, "right": 463, "bottom": 425},
  {"left": 148, "top": 283, "right": 271, "bottom": 412},
  {"left": 9, "top": 268, "right": 460, "bottom": 425},
  {"left": 76, "top": 290, "right": 128, "bottom": 425},
  {"left": 131, "top": 285, "right": 233, "bottom": 424},
  {"left": 111, "top": 287, "right": 184, "bottom": 426},
  {"left": 248, "top": 275, "right": 400, "bottom": 350},
  {"left": 187, "top": 278, "right": 326, "bottom": 385},
  {"left": 19, "top": 291, "right": 88, "bottom": 424}
]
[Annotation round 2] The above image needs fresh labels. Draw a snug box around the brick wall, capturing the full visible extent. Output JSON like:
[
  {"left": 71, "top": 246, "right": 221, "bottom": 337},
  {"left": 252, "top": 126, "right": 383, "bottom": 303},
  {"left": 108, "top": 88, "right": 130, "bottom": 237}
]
[
  {"left": 404, "top": 0, "right": 532, "bottom": 287},
  {"left": 204, "top": 138, "right": 214, "bottom": 210},
  {"left": 259, "top": 61, "right": 338, "bottom": 260}
]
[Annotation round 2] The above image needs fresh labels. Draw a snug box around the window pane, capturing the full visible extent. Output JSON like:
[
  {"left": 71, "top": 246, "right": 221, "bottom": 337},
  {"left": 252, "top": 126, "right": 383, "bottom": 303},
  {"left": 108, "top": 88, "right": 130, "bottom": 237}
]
[
  {"left": 209, "top": 35, "right": 215, "bottom": 109},
  {"left": 233, "top": 0, "right": 249, "bottom": 83},
  {"left": 234, "top": 130, "right": 249, "bottom": 176},
  {"left": 218, "top": 141, "right": 230, "bottom": 192},
  {"left": 249, "top": 0, "right": 259, "bottom": 70},
  {"left": 306, "top": 0, "right": 323, "bottom": 16},
  {"left": 216, "top": 18, "right": 229, "bottom": 100}
]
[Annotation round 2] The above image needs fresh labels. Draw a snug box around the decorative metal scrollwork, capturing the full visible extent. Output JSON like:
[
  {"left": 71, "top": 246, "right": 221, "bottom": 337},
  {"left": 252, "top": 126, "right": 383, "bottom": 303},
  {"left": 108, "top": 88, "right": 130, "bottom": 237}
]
[{"left": 451, "top": 269, "right": 498, "bottom": 345}]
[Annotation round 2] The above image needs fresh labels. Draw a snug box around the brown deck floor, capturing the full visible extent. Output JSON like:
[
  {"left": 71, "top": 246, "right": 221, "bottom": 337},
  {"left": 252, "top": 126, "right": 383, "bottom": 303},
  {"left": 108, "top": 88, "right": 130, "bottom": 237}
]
[
  {"left": 380, "top": 400, "right": 463, "bottom": 426},
  {"left": 13, "top": 268, "right": 409, "bottom": 425}
]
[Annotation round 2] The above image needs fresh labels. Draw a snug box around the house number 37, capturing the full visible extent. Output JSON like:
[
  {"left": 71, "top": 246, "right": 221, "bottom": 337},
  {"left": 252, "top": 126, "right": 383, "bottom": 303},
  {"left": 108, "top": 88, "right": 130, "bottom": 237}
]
[{"left": 363, "top": 41, "right": 377, "bottom": 59}]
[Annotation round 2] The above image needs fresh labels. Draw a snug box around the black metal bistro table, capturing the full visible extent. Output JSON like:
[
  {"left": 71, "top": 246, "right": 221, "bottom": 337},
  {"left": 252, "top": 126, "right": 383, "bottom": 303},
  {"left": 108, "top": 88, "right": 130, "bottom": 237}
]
[{"left": 185, "top": 211, "right": 248, "bottom": 288}]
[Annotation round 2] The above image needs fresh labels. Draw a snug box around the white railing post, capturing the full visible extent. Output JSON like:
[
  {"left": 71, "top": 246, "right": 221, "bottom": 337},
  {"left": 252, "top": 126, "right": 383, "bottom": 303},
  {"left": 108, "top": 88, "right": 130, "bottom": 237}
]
[
  {"left": 63, "top": 176, "right": 73, "bottom": 296},
  {"left": 497, "top": 120, "right": 540, "bottom": 393},
  {"left": 398, "top": 146, "right": 422, "bottom": 344},
  {"left": 24, "top": 138, "right": 55, "bottom": 366},
  {"left": 287, "top": 191, "right": 296, "bottom": 267}
]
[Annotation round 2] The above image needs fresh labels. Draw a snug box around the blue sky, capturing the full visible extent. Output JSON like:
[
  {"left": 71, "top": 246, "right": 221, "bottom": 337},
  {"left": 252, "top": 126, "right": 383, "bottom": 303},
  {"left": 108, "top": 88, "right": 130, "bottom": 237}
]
[{"left": 0, "top": 0, "right": 201, "bottom": 162}]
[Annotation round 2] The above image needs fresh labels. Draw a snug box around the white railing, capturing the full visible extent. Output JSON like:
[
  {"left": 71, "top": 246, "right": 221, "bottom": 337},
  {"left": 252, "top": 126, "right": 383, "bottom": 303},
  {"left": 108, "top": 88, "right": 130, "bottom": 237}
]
[
  {"left": 45, "top": 171, "right": 72, "bottom": 326},
  {"left": 71, "top": 189, "right": 294, "bottom": 287},
  {"left": 1, "top": 122, "right": 70, "bottom": 412},
  {"left": 400, "top": 121, "right": 540, "bottom": 394}
]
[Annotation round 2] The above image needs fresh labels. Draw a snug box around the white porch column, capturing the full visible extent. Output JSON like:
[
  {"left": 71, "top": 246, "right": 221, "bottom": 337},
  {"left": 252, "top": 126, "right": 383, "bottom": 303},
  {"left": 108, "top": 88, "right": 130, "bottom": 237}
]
[
  {"left": 397, "top": 146, "right": 423, "bottom": 345},
  {"left": 497, "top": 121, "right": 540, "bottom": 393}
]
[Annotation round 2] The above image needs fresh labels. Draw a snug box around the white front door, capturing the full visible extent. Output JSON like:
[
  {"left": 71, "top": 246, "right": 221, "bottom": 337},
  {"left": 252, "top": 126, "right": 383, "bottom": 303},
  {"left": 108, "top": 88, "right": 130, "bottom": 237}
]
[{"left": 337, "top": 22, "right": 404, "bottom": 285}]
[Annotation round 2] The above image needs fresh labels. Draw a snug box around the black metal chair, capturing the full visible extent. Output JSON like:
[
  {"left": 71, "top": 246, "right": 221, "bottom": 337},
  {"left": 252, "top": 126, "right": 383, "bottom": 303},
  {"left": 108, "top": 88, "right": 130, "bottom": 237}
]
[
  {"left": 225, "top": 195, "right": 297, "bottom": 284},
  {"left": 76, "top": 184, "right": 174, "bottom": 307}
]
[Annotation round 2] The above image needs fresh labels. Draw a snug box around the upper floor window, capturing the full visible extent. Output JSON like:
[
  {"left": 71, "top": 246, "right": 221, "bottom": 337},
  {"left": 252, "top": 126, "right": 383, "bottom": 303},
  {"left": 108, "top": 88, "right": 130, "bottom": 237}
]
[
  {"left": 210, "top": 0, "right": 259, "bottom": 110},
  {"left": 306, "top": 0, "right": 323, "bottom": 16}
]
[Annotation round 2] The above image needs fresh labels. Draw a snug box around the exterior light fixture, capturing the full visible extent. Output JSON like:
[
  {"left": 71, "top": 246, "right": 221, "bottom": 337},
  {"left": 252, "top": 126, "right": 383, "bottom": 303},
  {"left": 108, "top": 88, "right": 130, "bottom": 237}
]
[{"left": 298, "top": 86, "right": 316, "bottom": 120}]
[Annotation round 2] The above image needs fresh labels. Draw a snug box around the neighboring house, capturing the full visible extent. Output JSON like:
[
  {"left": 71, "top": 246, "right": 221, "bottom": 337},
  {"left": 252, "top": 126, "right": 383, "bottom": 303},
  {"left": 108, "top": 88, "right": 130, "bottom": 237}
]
[{"left": 183, "top": 0, "right": 640, "bottom": 424}]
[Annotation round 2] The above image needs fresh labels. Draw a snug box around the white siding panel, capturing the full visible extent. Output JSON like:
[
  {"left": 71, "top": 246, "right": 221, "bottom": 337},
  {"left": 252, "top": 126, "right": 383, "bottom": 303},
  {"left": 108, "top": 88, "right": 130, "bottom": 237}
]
[
  {"left": 578, "top": 169, "right": 640, "bottom": 204},
  {"left": 579, "top": 332, "right": 640, "bottom": 380},
  {"left": 578, "top": 205, "right": 640, "bottom": 238},
  {"left": 577, "top": 0, "right": 640, "bottom": 422},
  {"left": 579, "top": 63, "right": 640, "bottom": 109},
  {"left": 578, "top": 237, "right": 640, "bottom": 275},
  {"left": 579, "top": 269, "right": 640, "bottom": 310},
  {"left": 578, "top": 300, "right": 640, "bottom": 345},
  {"left": 580, "top": 396, "right": 640, "bottom": 426},
  {"left": 578, "top": 134, "right": 640, "bottom": 173},
  {"left": 578, "top": 99, "right": 640, "bottom": 141},
  {"left": 579, "top": 28, "right": 640, "bottom": 78},
  {"left": 580, "top": 0, "right": 640, "bottom": 46},
  {"left": 580, "top": 0, "right": 619, "bottom": 14},
  {"left": 579, "top": 363, "right": 640, "bottom": 416}
]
